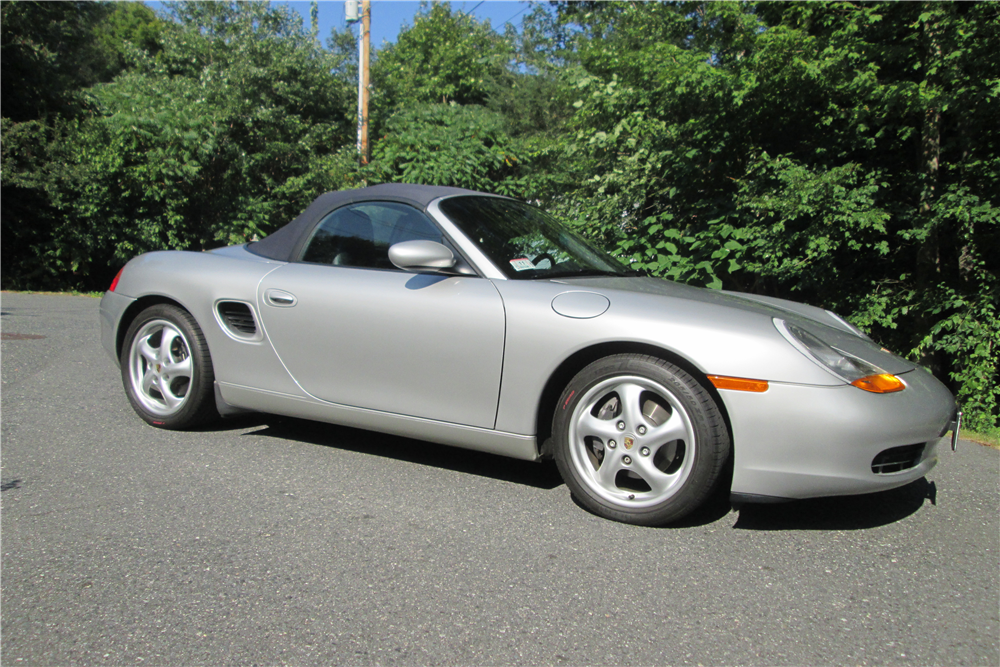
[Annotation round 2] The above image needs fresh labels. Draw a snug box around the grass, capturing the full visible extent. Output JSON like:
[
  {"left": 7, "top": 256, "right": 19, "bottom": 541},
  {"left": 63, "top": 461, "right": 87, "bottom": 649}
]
[
  {"left": 1, "top": 289, "right": 102, "bottom": 297},
  {"left": 958, "top": 429, "right": 1000, "bottom": 450}
]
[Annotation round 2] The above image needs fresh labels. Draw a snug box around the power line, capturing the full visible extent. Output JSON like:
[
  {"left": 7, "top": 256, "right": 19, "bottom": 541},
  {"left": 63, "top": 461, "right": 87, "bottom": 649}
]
[
  {"left": 454, "top": 0, "right": 486, "bottom": 26},
  {"left": 461, "top": 1, "right": 532, "bottom": 31},
  {"left": 502, "top": 2, "right": 532, "bottom": 28}
]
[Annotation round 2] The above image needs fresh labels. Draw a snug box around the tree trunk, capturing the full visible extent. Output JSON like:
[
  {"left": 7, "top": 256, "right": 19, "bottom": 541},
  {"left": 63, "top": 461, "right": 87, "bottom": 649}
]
[{"left": 914, "top": 11, "right": 944, "bottom": 374}]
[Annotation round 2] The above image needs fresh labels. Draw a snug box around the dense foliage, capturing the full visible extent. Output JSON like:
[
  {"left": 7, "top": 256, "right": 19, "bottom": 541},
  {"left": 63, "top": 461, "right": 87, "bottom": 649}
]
[
  {"left": 2, "top": 1, "right": 357, "bottom": 287},
  {"left": 2, "top": 1, "right": 996, "bottom": 432}
]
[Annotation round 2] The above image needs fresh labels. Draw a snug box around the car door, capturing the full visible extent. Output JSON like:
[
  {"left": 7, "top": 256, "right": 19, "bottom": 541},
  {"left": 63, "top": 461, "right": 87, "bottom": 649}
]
[{"left": 256, "top": 201, "right": 506, "bottom": 429}]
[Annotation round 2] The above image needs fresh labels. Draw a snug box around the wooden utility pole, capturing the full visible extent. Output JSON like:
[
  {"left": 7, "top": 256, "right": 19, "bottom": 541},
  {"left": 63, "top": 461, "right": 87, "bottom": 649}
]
[{"left": 359, "top": 0, "right": 371, "bottom": 165}]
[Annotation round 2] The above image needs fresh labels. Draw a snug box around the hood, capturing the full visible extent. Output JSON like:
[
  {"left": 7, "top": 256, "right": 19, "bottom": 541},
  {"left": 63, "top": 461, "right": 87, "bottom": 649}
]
[{"left": 552, "top": 276, "right": 918, "bottom": 376}]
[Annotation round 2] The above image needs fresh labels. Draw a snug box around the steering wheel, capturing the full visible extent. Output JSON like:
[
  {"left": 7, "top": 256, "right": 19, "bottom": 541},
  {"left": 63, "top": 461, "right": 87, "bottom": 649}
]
[{"left": 532, "top": 253, "right": 556, "bottom": 270}]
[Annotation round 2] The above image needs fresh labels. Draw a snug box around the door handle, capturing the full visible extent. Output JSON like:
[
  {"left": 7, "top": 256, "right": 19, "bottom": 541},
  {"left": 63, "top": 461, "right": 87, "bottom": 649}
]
[{"left": 265, "top": 289, "right": 297, "bottom": 307}]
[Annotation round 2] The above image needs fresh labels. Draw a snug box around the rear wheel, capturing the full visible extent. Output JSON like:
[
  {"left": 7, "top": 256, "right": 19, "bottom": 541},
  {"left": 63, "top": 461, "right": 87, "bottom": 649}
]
[
  {"left": 553, "top": 354, "right": 730, "bottom": 526},
  {"left": 121, "top": 304, "right": 218, "bottom": 429}
]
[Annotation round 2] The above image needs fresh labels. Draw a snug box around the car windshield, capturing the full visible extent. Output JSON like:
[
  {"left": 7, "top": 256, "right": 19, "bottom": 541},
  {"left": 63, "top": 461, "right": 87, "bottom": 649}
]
[{"left": 438, "top": 196, "right": 630, "bottom": 280}]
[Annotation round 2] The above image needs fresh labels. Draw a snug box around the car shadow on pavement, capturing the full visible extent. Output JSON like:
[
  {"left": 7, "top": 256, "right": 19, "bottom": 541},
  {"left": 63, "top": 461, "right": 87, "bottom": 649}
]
[
  {"left": 225, "top": 415, "right": 935, "bottom": 530},
  {"left": 732, "top": 478, "right": 936, "bottom": 530},
  {"left": 197, "top": 412, "right": 274, "bottom": 432},
  {"left": 567, "top": 485, "right": 738, "bottom": 528},
  {"left": 241, "top": 416, "right": 565, "bottom": 490}
]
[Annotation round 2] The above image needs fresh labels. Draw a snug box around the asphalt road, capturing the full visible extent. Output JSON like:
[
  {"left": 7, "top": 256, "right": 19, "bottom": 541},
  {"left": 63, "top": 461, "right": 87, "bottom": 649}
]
[{"left": 2, "top": 292, "right": 997, "bottom": 666}]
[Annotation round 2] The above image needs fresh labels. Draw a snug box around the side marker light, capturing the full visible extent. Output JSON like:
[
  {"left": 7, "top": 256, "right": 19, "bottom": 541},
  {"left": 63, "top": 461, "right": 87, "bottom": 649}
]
[
  {"left": 109, "top": 267, "right": 125, "bottom": 292},
  {"left": 851, "top": 373, "right": 905, "bottom": 393},
  {"left": 708, "top": 375, "right": 769, "bottom": 393}
]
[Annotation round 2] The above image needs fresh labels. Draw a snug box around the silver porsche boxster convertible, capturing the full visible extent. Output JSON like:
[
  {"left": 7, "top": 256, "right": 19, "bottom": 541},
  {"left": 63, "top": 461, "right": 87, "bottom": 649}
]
[{"left": 100, "top": 184, "right": 959, "bottom": 525}]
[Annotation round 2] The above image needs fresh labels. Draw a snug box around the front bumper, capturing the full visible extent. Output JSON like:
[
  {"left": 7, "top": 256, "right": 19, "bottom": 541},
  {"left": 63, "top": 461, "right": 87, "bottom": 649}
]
[
  {"left": 99, "top": 290, "right": 136, "bottom": 366},
  {"left": 724, "top": 367, "right": 955, "bottom": 501}
]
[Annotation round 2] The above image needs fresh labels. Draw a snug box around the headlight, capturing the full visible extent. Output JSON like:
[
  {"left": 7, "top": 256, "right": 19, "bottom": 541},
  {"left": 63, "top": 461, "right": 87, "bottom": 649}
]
[{"left": 774, "top": 318, "right": 905, "bottom": 393}]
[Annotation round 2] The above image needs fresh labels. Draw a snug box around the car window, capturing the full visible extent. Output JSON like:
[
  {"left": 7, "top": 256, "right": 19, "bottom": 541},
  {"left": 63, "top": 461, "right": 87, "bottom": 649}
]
[
  {"left": 438, "top": 196, "right": 629, "bottom": 280},
  {"left": 300, "top": 202, "right": 443, "bottom": 269}
]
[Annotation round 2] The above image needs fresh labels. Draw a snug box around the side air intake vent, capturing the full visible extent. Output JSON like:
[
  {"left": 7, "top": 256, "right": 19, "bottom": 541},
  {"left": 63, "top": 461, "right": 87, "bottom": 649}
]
[
  {"left": 217, "top": 301, "right": 257, "bottom": 337},
  {"left": 871, "top": 443, "right": 925, "bottom": 474}
]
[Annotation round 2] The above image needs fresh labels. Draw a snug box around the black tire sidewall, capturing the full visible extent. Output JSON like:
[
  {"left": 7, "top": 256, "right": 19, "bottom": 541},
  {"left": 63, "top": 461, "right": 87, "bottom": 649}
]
[
  {"left": 120, "top": 304, "right": 217, "bottom": 429},
  {"left": 553, "top": 354, "right": 729, "bottom": 526}
]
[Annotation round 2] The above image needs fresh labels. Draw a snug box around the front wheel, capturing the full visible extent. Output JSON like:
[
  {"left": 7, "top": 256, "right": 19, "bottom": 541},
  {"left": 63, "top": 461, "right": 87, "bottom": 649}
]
[
  {"left": 553, "top": 354, "right": 730, "bottom": 526},
  {"left": 121, "top": 304, "right": 218, "bottom": 429}
]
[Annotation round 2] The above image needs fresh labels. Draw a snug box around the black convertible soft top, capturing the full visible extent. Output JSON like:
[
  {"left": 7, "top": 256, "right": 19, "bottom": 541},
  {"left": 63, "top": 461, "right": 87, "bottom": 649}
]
[{"left": 246, "top": 183, "right": 481, "bottom": 262}]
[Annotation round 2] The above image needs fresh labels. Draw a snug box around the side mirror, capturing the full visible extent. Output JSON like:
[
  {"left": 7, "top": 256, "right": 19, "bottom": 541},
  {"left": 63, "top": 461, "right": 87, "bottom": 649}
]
[{"left": 388, "top": 240, "right": 457, "bottom": 273}]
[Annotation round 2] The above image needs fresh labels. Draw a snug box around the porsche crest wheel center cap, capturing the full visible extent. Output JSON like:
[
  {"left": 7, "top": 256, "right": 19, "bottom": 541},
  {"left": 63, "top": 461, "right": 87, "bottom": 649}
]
[{"left": 623, "top": 436, "right": 635, "bottom": 450}]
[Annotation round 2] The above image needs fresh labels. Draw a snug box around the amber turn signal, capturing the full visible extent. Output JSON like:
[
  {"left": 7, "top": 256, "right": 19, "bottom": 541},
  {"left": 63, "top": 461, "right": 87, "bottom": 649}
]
[
  {"left": 851, "top": 373, "right": 906, "bottom": 393},
  {"left": 708, "top": 375, "right": 769, "bottom": 393}
]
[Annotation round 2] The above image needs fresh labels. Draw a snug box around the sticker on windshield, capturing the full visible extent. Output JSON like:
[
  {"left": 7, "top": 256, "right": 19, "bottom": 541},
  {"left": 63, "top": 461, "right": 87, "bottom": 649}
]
[{"left": 509, "top": 258, "right": 535, "bottom": 272}]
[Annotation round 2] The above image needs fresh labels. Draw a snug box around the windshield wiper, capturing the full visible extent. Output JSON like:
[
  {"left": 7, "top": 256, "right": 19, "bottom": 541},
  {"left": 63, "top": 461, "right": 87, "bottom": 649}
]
[{"left": 538, "top": 268, "right": 631, "bottom": 279}]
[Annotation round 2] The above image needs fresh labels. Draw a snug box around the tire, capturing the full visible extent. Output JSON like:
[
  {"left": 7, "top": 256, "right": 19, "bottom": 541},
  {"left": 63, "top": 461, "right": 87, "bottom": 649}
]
[
  {"left": 552, "top": 354, "right": 730, "bottom": 526},
  {"left": 120, "top": 304, "right": 219, "bottom": 429}
]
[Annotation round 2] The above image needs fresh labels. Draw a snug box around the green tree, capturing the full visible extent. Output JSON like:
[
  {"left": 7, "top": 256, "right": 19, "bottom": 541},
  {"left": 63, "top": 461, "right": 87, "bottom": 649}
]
[
  {"left": 371, "top": 2, "right": 513, "bottom": 114},
  {"left": 367, "top": 103, "right": 527, "bottom": 195},
  {"left": 93, "top": 2, "right": 164, "bottom": 79},
  {"left": 2, "top": 1, "right": 359, "bottom": 289},
  {"left": 485, "top": 5, "right": 579, "bottom": 138},
  {"left": 1, "top": 1, "right": 168, "bottom": 288},
  {"left": 1, "top": 0, "right": 112, "bottom": 121}
]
